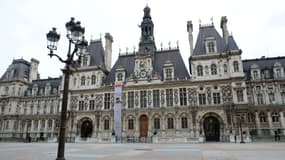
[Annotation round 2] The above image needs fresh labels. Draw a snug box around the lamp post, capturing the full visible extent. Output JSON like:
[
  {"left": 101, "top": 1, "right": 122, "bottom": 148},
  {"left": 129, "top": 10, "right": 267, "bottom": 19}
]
[{"left": 46, "top": 17, "right": 88, "bottom": 160}]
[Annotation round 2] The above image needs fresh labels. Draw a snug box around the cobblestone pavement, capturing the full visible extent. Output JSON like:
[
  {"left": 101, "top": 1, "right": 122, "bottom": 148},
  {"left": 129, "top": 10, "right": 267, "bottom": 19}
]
[{"left": 0, "top": 142, "right": 284, "bottom": 160}]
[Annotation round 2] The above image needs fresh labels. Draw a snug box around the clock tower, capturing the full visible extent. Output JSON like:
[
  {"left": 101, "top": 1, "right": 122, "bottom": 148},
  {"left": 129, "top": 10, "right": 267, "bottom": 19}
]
[{"left": 134, "top": 5, "right": 156, "bottom": 80}]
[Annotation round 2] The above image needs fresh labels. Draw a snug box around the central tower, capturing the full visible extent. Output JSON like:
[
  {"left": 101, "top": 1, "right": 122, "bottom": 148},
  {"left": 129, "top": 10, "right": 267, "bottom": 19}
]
[{"left": 138, "top": 5, "right": 156, "bottom": 53}]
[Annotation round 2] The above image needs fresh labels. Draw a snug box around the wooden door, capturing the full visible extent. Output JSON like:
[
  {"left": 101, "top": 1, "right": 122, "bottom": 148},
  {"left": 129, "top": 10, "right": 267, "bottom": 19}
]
[{"left": 139, "top": 115, "right": 148, "bottom": 137}]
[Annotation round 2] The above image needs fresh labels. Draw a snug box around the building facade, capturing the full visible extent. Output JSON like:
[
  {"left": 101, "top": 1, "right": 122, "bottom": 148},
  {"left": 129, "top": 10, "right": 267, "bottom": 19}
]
[{"left": 0, "top": 6, "right": 285, "bottom": 143}]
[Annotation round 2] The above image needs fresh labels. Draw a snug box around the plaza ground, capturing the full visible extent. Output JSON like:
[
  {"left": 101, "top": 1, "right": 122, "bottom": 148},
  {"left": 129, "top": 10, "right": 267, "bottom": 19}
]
[{"left": 0, "top": 142, "right": 284, "bottom": 160}]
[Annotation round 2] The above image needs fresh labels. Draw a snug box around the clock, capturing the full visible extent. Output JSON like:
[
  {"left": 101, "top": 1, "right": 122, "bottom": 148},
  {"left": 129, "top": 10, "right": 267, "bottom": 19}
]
[{"left": 140, "top": 70, "right": 147, "bottom": 78}]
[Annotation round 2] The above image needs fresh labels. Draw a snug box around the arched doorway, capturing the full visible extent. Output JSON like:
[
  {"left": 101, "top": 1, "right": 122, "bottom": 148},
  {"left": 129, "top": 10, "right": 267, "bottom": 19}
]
[
  {"left": 81, "top": 120, "right": 93, "bottom": 138},
  {"left": 203, "top": 116, "right": 220, "bottom": 141},
  {"left": 139, "top": 115, "right": 148, "bottom": 137}
]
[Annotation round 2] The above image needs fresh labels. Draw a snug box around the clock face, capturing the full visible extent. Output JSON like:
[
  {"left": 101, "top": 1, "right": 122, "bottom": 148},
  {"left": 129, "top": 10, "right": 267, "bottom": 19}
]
[{"left": 140, "top": 70, "right": 147, "bottom": 78}]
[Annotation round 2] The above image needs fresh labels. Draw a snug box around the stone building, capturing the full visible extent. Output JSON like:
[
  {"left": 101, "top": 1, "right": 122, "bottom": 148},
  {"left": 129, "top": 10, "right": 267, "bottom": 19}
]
[{"left": 0, "top": 5, "right": 284, "bottom": 143}]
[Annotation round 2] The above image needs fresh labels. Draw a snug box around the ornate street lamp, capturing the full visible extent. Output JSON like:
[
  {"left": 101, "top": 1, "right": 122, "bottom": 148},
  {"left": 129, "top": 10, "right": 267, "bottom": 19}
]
[{"left": 46, "top": 17, "right": 88, "bottom": 160}]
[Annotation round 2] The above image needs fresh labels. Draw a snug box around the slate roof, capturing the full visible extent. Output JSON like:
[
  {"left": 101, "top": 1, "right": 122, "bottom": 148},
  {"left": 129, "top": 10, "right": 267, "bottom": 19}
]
[
  {"left": 193, "top": 25, "right": 239, "bottom": 55},
  {"left": 105, "top": 49, "right": 190, "bottom": 84},
  {"left": 87, "top": 40, "right": 105, "bottom": 67},
  {"left": 25, "top": 77, "right": 61, "bottom": 96},
  {"left": 1, "top": 59, "right": 30, "bottom": 81},
  {"left": 243, "top": 56, "right": 285, "bottom": 80}
]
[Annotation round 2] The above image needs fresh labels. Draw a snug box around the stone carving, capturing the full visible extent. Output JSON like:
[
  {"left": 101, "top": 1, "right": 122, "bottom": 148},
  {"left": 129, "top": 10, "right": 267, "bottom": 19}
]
[
  {"left": 206, "top": 87, "right": 211, "bottom": 105},
  {"left": 161, "top": 90, "right": 165, "bottom": 105},
  {"left": 135, "top": 91, "right": 139, "bottom": 106},
  {"left": 148, "top": 90, "right": 152, "bottom": 105},
  {"left": 188, "top": 88, "right": 197, "bottom": 105},
  {"left": 95, "top": 94, "right": 103, "bottom": 109},
  {"left": 174, "top": 89, "right": 178, "bottom": 105},
  {"left": 221, "top": 85, "right": 232, "bottom": 103}
]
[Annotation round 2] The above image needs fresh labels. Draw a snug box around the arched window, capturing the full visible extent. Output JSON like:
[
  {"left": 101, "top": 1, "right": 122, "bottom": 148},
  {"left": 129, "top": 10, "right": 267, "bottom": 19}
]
[
  {"left": 167, "top": 117, "right": 174, "bottom": 129},
  {"left": 181, "top": 117, "right": 188, "bottom": 129},
  {"left": 154, "top": 117, "right": 160, "bottom": 129},
  {"left": 104, "top": 119, "right": 110, "bottom": 130},
  {"left": 233, "top": 61, "right": 239, "bottom": 72},
  {"left": 197, "top": 65, "right": 203, "bottom": 76},
  {"left": 91, "top": 75, "right": 96, "bottom": 85},
  {"left": 81, "top": 76, "right": 85, "bottom": 86},
  {"left": 211, "top": 64, "right": 217, "bottom": 75},
  {"left": 128, "top": 119, "right": 134, "bottom": 130}
]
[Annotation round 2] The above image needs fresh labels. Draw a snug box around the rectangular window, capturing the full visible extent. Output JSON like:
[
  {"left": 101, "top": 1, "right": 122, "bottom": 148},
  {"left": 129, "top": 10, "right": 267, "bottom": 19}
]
[
  {"left": 153, "top": 90, "right": 160, "bottom": 108},
  {"left": 199, "top": 94, "right": 206, "bottom": 105},
  {"left": 179, "top": 88, "right": 187, "bottom": 106},
  {"left": 140, "top": 91, "right": 147, "bottom": 108},
  {"left": 104, "top": 119, "right": 109, "bottom": 130},
  {"left": 127, "top": 91, "right": 134, "bottom": 108},
  {"left": 233, "top": 61, "right": 239, "bottom": 72},
  {"left": 167, "top": 118, "right": 174, "bottom": 129},
  {"left": 89, "top": 100, "right": 95, "bottom": 110},
  {"left": 281, "top": 93, "right": 285, "bottom": 104},
  {"left": 128, "top": 119, "right": 134, "bottom": 130},
  {"left": 165, "top": 68, "right": 172, "bottom": 80},
  {"left": 154, "top": 118, "right": 160, "bottom": 129},
  {"left": 104, "top": 93, "right": 111, "bottom": 109},
  {"left": 213, "top": 93, "right": 221, "bottom": 104},
  {"left": 269, "top": 93, "right": 275, "bottom": 103},
  {"left": 166, "top": 89, "right": 173, "bottom": 107},
  {"left": 237, "top": 90, "right": 244, "bottom": 102},
  {"left": 79, "top": 101, "right": 84, "bottom": 111},
  {"left": 181, "top": 117, "right": 188, "bottom": 129}
]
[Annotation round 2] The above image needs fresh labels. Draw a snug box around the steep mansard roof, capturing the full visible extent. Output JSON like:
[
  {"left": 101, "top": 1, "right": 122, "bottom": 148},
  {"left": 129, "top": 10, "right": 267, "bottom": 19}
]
[
  {"left": 243, "top": 56, "right": 285, "bottom": 80},
  {"left": 87, "top": 40, "right": 105, "bottom": 67},
  {"left": 25, "top": 77, "right": 61, "bottom": 96},
  {"left": 193, "top": 25, "right": 239, "bottom": 55},
  {"left": 1, "top": 59, "right": 30, "bottom": 81},
  {"left": 105, "top": 49, "right": 190, "bottom": 84}
]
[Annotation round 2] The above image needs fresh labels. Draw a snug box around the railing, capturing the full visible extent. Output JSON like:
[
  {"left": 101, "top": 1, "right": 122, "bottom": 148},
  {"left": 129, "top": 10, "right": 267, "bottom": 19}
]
[{"left": 121, "top": 136, "right": 153, "bottom": 143}]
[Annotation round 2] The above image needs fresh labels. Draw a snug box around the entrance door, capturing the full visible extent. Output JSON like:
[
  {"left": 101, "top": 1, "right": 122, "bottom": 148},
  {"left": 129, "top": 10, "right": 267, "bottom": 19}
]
[
  {"left": 81, "top": 120, "right": 93, "bottom": 138},
  {"left": 203, "top": 116, "right": 220, "bottom": 141},
  {"left": 139, "top": 115, "right": 148, "bottom": 137}
]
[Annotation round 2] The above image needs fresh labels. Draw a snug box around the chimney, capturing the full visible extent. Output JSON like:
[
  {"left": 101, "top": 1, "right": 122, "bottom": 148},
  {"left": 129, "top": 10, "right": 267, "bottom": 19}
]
[
  {"left": 220, "top": 16, "right": 229, "bottom": 44},
  {"left": 29, "top": 58, "right": 39, "bottom": 82},
  {"left": 187, "top": 21, "right": 193, "bottom": 56},
  {"left": 104, "top": 33, "right": 113, "bottom": 71}
]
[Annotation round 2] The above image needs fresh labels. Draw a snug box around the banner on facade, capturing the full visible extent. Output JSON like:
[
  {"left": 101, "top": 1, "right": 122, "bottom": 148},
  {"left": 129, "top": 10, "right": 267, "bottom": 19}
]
[{"left": 114, "top": 81, "right": 122, "bottom": 142}]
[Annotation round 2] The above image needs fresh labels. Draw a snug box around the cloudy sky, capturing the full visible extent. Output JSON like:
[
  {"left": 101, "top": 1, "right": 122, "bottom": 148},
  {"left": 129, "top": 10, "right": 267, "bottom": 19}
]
[{"left": 1, "top": 0, "right": 284, "bottom": 78}]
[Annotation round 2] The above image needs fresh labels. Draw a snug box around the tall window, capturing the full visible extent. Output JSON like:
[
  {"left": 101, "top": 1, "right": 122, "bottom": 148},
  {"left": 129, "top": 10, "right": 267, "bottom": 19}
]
[
  {"left": 165, "top": 68, "right": 173, "bottom": 80},
  {"left": 167, "top": 117, "right": 174, "bottom": 129},
  {"left": 199, "top": 94, "right": 206, "bottom": 105},
  {"left": 104, "top": 119, "right": 109, "bottom": 130},
  {"left": 30, "top": 106, "right": 34, "bottom": 115},
  {"left": 253, "top": 70, "right": 258, "bottom": 79},
  {"left": 140, "top": 91, "right": 147, "bottom": 108},
  {"left": 264, "top": 70, "right": 270, "bottom": 79},
  {"left": 154, "top": 118, "right": 160, "bottom": 129},
  {"left": 83, "top": 56, "right": 88, "bottom": 66},
  {"left": 259, "top": 112, "right": 267, "bottom": 122},
  {"left": 237, "top": 90, "right": 244, "bottom": 102},
  {"left": 34, "top": 120, "right": 38, "bottom": 130},
  {"left": 117, "top": 73, "right": 123, "bottom": 81},
  {"left": 181, "top": 117, "right": 188, "bottom": 129},
  {"left": 276, "top": 69, "right": 281, "bottom": 78},
  {"left": 127, "top": 91, "right": 134, "bottom": 108},
  {"left": 257, "top": 94, "right": 264, "bottom": 105},
  {"left": 153, "top": 90, "right": 160, "bottom": 108},
  {"left": 179, "top": 88, "right": 187, "bottom": 106},
  {"left": 128, "top": 119, "right": 134, "bottom": 130},
  {"left": 104, "top": 93, "right": 111, "bottom": 109},
  {"left": 48, "top": 120, "right": 53, "bottom": 129},
  {"left": 50, "top": 104, "right": 54, "bottom": 114},
  {"left": 207, "top": 41, "right": 215, "bottom": 53},
  {"left": 224, "top": 64, "right": 228, "bottom": 73},
  {"left": 81, "top": 76, "right": 86, "bottom": 86},
  {"left": 247, "top": 112, "right": 255, "bottom": 123},
  {"left": 281, "top": 92, "right": 285, "bottom": 104},
  {"left": 272, "top": 112, "right": 279, "bottom": 122},
  {"left": 213, "top": 93, "right": 221, "bottom": 104},
  {"left": 197, "top": 65, "right": 203, "bottom": 76},
  {"left": 79, "top": 101, "right": 84, "bottom": 111},
  {"left": 91, "top": 75, "right": 96, "bottom": 85},
  {"left": 233, "top": 61, "right": 239, "bottom": 72},
  {"left": 89, "top": 100, "right": 95, "bottom": 110},
  {"left": 166, "top": 89, "right": 173, "bottom": 107},
  {"left": 211, "top": 64, "right": 217, "bottom": 75}
]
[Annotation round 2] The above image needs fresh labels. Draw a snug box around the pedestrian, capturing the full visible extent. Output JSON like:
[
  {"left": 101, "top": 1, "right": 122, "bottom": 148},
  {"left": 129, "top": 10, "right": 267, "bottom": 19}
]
[{"left": 234, "top": 135, "right": 237, "bottom": 143}]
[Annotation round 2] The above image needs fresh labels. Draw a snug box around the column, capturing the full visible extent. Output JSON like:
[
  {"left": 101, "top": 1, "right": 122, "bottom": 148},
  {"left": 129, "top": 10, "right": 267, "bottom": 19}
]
[
  {"left": 267, "top": 111, "right": 274, "bottom": 135},
  {"left": 280, "top": 111, "right": 285, "bottom": 135},
  {"left": 255, "top": 111, "right": 261, "bottom": 135}
]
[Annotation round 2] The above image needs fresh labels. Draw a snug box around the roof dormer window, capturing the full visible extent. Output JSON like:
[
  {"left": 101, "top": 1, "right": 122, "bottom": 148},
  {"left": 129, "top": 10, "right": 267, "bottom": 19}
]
[
  {"left": 205, "top": 37, "right": 217, "bottom": 54},
  {"left": 197, "top": 65, "right": 203, "bottom": 76},
  {"left": 81, "top": 54, "right": 90, "bottom": 67},
  {"left": 164, "top": 68, "right": 173, "bottom": 80}
]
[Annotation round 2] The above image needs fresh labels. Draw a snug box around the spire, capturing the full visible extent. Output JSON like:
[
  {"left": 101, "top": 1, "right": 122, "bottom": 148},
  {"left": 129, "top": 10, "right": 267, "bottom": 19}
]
[{"left": 138, "top": 5, "right": 156, "bottom": 53}]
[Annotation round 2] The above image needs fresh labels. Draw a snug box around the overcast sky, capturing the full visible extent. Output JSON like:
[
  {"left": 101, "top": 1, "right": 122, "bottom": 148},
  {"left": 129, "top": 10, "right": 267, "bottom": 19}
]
[{"left": 1, "top": 0, "right": 285, "bottom": 78}]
